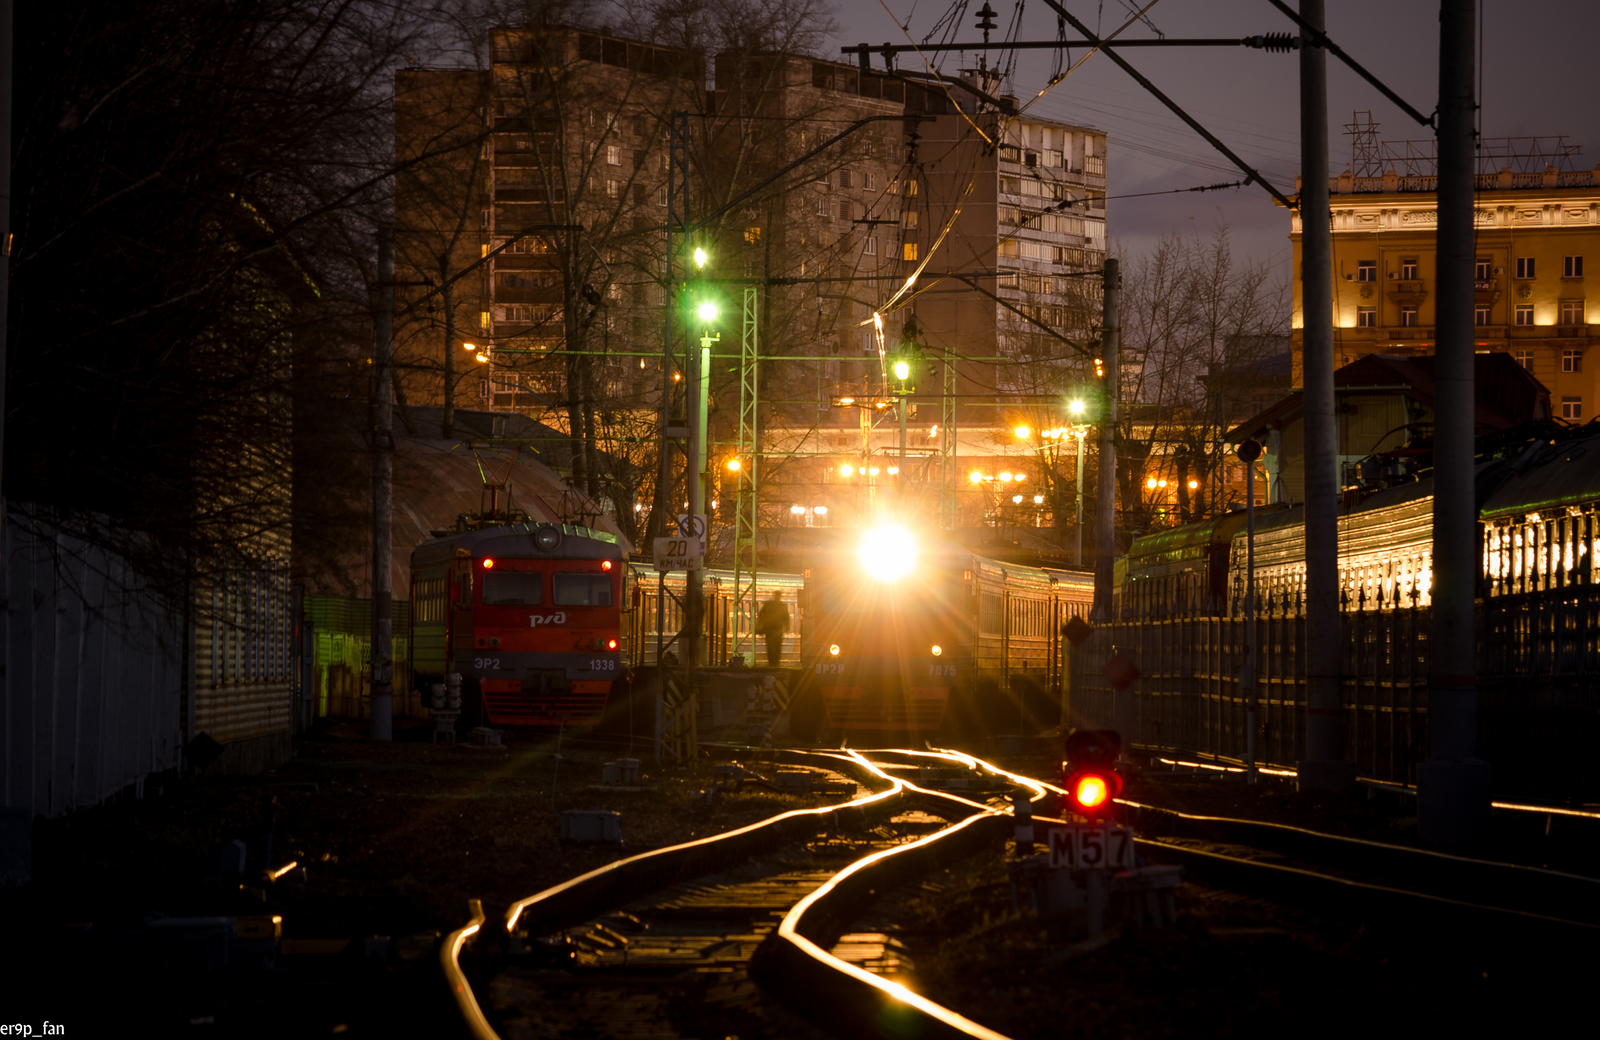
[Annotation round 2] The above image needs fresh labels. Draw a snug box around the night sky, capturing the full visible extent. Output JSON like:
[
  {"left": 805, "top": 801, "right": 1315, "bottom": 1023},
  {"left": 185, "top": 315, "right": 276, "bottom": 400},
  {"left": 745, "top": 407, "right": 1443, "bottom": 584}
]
[{"left": 827, "top": 1, "right": 1599, "bottom": 271}]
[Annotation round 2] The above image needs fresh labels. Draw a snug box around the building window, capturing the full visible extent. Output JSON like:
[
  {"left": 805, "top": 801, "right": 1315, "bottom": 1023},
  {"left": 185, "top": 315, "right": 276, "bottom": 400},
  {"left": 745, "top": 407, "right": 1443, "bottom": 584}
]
[
  {"left": 838, "top": 169, "right": 851, "bottom": 188},
  {"left": 1514, "top": 350, "right": 1534, "bottom": 370},
  {"left": 633, "top": 184, "right": 646, "bottom": 206},
  {"left": 1356, "top": 260, "right": 1377, "bottom": 282},
  {"left": 1044, "top": 148, "right": 1063, "bottom": 168},
  {"left": 865, "top": 237, "right": 877, "bottom": 256},
  {"left": 903, "top": 242, "right": 918, "bottom": 261},
  {"left": 1562, "top": 397, "right": 1583, "bottom": 419},
  {"left": 1516, "top": 256, "right": 1536, "bottom": 279},
  {"left": 815, "top": 196, "right": 826, "bottom": 216},
  {"left": 1357, "top": 307, "right": 1377, "bottom": 328},
  {"left": 864, "top": 172, "right": 877, "bottom": 191},
  {"left": 744, "top": 226, "right": 761, "bottom": 243},
  {"left": 606, "top": 178, "right": 620, "bottom": 197},
  {"left": 1400, "top": 306, "right": 1418, "bottom": 327},
  {"left": 1475, "top": 307, "right": 1490, "bottom": 326},
  {"left": 1476, "top": 258, "right": 1493, "bottom": 281},
  {"left": 903, "top": 210, "right": 918, "bottom": 228},
  {"left": 1401, "top": 259, "right": 1418, "bottom": 280},
  {"left": 1561, "top": 301, "right": 1585, "bottom": 325},
  {"left": 606, "top": 145, "right": 621, "bottom": 165},
  {"left": 1565, "top": 256, "right": 1584, "bottom": 278},
  {"left": 632, "top": 115, "right": 645, "bottom": 136},
  {"left": 817, "top": 171, "right": 830, "bottom": 187},
  {"left": 1516, "top": 305, "right": 1534, "bottom": 326},
  {"left": 904, "top": 179, "right": 918, "bottom": 196},
  {"left": 632, "top": 149, "right": 645, "bottom": 170},
  {"left": 1563, "top": 349, "right": 1583, "bottom": 372}
]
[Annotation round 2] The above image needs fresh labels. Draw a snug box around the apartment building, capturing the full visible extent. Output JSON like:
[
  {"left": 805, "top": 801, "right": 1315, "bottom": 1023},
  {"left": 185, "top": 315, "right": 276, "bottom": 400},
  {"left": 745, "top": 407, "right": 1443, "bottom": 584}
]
[{"left": 1285, "top": 144, "right": 1600, "bottom": 421}]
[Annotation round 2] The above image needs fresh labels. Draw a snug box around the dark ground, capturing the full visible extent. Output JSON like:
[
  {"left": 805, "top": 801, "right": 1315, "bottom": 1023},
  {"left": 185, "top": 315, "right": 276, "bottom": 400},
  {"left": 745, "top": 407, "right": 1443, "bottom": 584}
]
[
  {"left": 0, "top": 716, "right": 852, "bottom": 1038},
  {"left": 5, "top": 727, "right": 1596, "bottom": 1038}
]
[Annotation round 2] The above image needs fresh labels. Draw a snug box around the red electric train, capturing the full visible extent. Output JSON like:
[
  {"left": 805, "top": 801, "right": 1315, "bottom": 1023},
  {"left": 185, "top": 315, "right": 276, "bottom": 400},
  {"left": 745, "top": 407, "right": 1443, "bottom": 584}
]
[{"left": 410, "top": 522, "right": 628, "bottom": 728}]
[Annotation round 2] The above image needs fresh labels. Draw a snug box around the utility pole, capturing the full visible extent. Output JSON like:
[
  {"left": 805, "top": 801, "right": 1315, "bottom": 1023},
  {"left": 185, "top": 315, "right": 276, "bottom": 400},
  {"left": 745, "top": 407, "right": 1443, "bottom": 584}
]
[
  {"left": 1421, "top": 0, "right": 1490, "bottom": 841},
  {"left": 1091, "top": 259, "right": 1120, "bottom": 621},
  {"left": 1074, "top": 429, "right": 1087, "bottom": 567},
  {"left": 0, "top": 0, "right": 12, "bottom": 533},
  {"left": 1238, "top": 440, "right": 1263, "bottom": 783},
  {"left": 370, "top": 226, "right": 395, "bottom": 742},
  {"left": 1296, "top": 0, "right": 1351, "bottom": 791}
]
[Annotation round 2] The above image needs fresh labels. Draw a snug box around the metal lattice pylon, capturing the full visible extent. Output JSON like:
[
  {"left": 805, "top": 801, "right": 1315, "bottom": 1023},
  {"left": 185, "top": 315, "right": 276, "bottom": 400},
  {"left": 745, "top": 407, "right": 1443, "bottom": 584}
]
[
  {"left": 731, "top": 286, "right": 760, "bottom": 660},
  {"left": 940, "top": 341, "right": 959, "bottom": 529}
]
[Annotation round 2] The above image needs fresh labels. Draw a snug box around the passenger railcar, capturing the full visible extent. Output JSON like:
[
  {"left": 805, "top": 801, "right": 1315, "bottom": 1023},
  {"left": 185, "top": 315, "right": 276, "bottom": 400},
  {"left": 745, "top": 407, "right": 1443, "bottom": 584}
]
[
  {"left": 410, "top": 522, "right": 627, "bottom": 727},
  {"left": 1116, "top": 423, "right": 1600, "bottom": 617},
  {"left": 626, "top": 566, "right": 805, "bottom": 668},
  {"left": 800, "top": 527, "right": 1094, "bottom": 734}
]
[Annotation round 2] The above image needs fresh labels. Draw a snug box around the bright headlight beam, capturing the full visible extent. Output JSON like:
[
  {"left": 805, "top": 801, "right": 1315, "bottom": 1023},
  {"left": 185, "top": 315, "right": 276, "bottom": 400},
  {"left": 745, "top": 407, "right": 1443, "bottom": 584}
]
[{"left": 858, "top": 525, "right": 917, "bottom": 581}]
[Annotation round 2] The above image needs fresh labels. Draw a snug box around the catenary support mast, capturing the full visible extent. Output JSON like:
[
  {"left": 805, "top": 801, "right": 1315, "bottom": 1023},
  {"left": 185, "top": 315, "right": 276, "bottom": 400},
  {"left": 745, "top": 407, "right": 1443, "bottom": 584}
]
[
  {"left": 1296, "top": 0, "right": 1351, "bottom": 790},
  {"left": 1421, "top": 0, "right": 1490, "bottom": 840}
]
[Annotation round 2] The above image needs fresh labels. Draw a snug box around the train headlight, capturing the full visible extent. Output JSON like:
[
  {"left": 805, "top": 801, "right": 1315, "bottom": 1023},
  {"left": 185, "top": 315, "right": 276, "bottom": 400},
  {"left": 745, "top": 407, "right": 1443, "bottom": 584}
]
[
  {"left": 829, "top": 644, "right": 841, "bottom": 657},
  {"left": 482, "top": 557, "right": 495, "bottom": 569},
  {"left": 858, "top": 525, "right": 917, "bottom": 581},
  {"left": 607, "top": 638, "right": 618, "bottom": 650},
  {"left": 931, "top": 645, "right": 942, "bottom": 656},
  {"left": 602, "top": 560, "right": 613, "bottom": 571}
]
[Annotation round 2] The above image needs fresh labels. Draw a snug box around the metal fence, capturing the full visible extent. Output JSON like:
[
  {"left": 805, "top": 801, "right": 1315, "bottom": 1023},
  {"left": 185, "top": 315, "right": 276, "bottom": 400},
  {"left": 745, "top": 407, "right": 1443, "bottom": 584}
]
[
  {"left": 1072, "top": 594, "right": 1600, "bottom": 794},
  {"left": 2, "top": 507, "right": 185, "bottom": 818}
]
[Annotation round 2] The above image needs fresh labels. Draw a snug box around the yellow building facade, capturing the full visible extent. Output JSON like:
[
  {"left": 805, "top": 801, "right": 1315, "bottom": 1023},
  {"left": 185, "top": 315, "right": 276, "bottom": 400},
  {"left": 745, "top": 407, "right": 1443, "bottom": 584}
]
[{"left": 1287, "top": 165, "right": 1600, "bottom": 420}]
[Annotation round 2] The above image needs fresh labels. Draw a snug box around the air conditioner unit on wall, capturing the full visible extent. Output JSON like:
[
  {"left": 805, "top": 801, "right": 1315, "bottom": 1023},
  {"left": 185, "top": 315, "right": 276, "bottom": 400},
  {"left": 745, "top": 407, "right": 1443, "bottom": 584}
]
[{"left": 1389, "top": 271, "right": 1399, "bottom": 279}]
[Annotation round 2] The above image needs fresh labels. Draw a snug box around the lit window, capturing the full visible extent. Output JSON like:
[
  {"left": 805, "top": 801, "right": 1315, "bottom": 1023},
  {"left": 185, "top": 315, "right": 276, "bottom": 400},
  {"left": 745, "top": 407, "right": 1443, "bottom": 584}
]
[
  {"left": 903, "top": 242, "right": 918, "bottom": 261},
  {"left": 1516, "top": 256, "right": 1536, "bottom": 279},
  {"left": 904, "top": 179, "right": 918, "bottom": 196},
  {"left": 1563, "top": 349, "right": 1583, "bottom": 373},
  {"left": 745, "top": 226, "right": 761, "bottom": 243},
  {"left": 1561, "top": 301, "right": 1584, "bottom": 326},
  {"left": 1357, "top": 307, "right": 1377, "bottom": 328},
  {"left": 1515, "top": 305, "right": 1534, "bottom": 326},
  {"left": 606, "top": 145, "right": 621, "bottom": 166},
  {"left": 1562, "top": 397, "right": 1583, "bottom": 420},
  {"left": 1565, "top": 256, "right": 1584, "bottom": 278}
]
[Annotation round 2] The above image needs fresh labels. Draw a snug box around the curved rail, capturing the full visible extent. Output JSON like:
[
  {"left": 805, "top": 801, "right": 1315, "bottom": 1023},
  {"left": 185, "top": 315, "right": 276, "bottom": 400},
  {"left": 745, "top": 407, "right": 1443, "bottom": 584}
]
[{"left": 439, "top": 898, "right": 493, "bottom": 1040}]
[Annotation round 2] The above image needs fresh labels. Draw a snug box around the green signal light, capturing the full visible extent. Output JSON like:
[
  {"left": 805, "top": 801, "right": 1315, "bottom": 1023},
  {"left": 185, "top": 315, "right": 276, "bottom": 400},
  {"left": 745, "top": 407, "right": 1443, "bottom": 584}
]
[
  {"left": 893, "top": 361, "right": 911, "bottom": 381},
  {"left": 698, "top": 301, "right": 719, "bottom": 322},
  {"left": 693, "top": 247, "right": 709, "bottom": 269}
]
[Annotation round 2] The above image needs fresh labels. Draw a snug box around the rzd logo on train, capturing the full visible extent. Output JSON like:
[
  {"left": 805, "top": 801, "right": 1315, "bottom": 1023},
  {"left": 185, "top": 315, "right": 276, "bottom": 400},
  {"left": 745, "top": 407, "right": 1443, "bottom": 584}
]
[{"left": 528, "top": 612, "right": 569, "bottom": 627}]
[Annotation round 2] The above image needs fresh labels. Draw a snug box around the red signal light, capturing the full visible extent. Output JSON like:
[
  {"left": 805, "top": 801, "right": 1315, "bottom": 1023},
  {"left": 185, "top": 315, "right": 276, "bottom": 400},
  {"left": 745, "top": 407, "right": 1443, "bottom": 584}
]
[
  {"left": 602, "top": 560, "right": 614, "bottom": 571},
  {"left": 1073, "top": 774, "right": 1110, "bottom": 810},
  {"left": 482, "top": 558, "right": 495, "bottom": 569},
  {"left": 607, "top": 638, "right": 618, "bottom": 650}
]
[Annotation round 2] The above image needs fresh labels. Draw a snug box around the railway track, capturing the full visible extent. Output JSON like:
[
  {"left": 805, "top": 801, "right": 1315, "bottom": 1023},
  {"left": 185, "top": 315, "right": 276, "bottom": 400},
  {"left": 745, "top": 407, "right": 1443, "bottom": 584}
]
[
  {"left": 443, "top": 749, "right": 1032, "bottom": 1040},
  {"left": 442, "top": 745, "right": 1600, "bottom": 1040}
]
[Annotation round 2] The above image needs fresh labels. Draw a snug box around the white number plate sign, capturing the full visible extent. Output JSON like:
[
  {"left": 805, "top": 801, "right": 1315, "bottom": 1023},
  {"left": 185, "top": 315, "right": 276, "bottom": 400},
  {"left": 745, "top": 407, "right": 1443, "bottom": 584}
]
[
  {"left": 652, "top": 536, "right": 703, "bottom": 571},
  {"left": 1045, "top": 824, "right": 1136, "bottom": 871}
]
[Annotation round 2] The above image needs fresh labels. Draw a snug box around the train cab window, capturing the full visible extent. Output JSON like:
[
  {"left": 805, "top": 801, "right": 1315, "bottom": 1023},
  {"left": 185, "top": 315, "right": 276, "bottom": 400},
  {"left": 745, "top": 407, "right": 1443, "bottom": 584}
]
[
  {"left": 554, "top": 573, "right": 613, "bottom": 606},
  {"left": 483, "top": 572, "right": 544, "bottom": 605}
]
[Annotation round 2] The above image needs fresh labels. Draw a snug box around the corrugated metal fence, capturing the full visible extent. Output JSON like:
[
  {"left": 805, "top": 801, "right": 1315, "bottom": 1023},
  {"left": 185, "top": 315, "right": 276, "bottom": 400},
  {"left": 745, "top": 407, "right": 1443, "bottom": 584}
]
[{"left": 2, "top": 508, "right": 184, "bottom": 818}]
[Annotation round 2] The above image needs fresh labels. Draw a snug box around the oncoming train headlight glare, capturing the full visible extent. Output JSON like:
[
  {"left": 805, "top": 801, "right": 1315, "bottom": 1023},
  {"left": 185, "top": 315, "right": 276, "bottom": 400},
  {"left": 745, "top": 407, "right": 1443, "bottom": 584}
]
[
  {"left": 607, "top": 638, "right": 618, "bottom": 650},
  {"left": 858, "top": 525, "right": 917, "bottom": 581},
  {"left": 829, "top": 644, "right": 841, "bottom": 656},
  {"left": 482, "top": 558, "right": 495, "bottom": 569},
  {"left": 931, "top": 645, "right": 942, "bottom": 656},
  {"left": 602, "top": 560, "right": 614, "bottom": 571}
]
